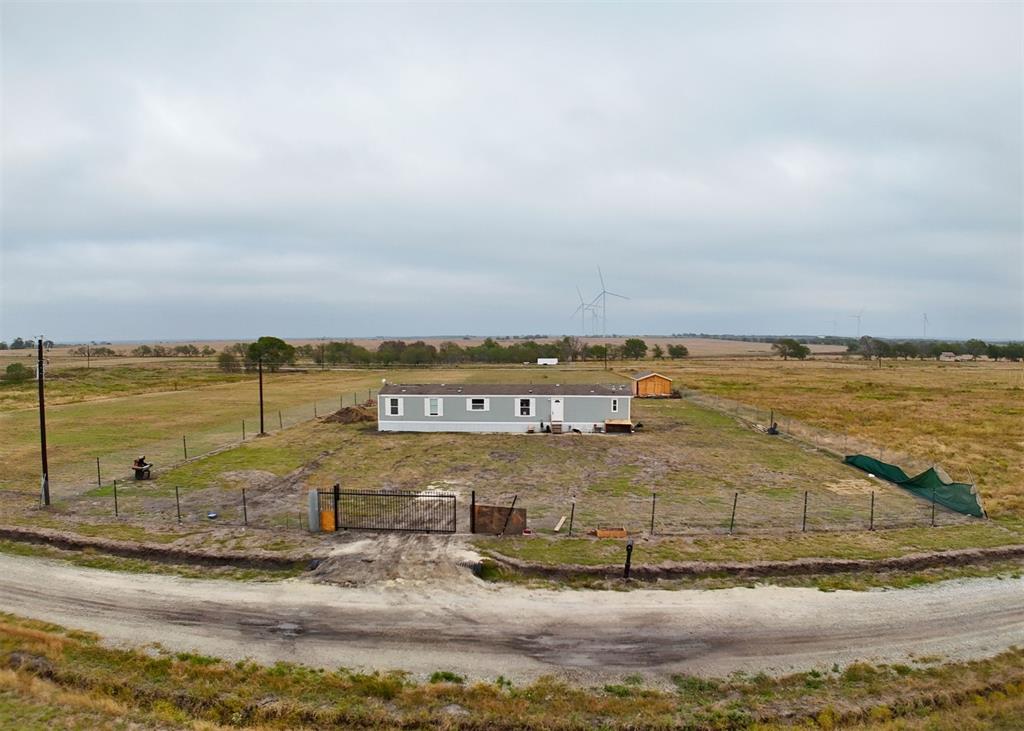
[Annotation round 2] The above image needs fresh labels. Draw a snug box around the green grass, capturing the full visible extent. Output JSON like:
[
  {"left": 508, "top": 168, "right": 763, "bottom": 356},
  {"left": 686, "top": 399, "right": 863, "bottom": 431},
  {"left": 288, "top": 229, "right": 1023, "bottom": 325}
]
[
  {"left": 477, "top": 520, "right": 1024, "bottom": 566},
  {"left": 0, "top": 612, "right": 1022, "bottom": 730},
  {"left": 477, "top": 556, "right": 1024, "bottom": 592},
  {"left": 0, "top": 540, "right": 304, "bottom": 581},
  {"left": 154, "top": 441, "right": 314, "bottom": 491}
]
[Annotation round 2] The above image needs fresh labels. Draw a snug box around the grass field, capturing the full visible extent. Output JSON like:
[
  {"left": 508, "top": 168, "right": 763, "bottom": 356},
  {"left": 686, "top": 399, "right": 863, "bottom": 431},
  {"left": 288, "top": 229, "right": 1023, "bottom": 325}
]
[
  {"left": 1, "top": 355, "right": 1020, "bottom": 565},
  {"left": 612, "top": 358, "right": 1024, "bottom": 517},
  {"left": 27, "top": 388, "right": 980, "bottom": 542},
  {"left": 1, "top": 612, "right": 1022, "bottom": 730}
]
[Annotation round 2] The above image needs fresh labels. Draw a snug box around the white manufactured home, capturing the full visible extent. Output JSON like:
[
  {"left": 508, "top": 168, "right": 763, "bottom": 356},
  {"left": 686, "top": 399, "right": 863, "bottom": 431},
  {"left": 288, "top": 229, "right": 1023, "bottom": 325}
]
[{"left": 377, "top": 383, "right": 632, "bottom": 434}]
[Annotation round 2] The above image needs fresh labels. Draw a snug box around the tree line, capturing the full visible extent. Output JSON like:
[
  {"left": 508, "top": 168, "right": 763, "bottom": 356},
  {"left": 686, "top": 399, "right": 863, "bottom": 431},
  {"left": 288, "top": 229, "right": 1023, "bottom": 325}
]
[
  {"left": 847, "top": 337, "right": 1023, "bottom": 361},
  {"left": 214, "top": 337, "right": 691, "bottom": 371}
]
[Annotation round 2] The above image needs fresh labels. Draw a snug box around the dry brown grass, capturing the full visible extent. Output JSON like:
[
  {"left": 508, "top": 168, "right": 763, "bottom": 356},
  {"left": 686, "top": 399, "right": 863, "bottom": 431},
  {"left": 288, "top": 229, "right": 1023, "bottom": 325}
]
[
  {"left": 634, "top": 358, "right": 1024, "bottom": 517},
  {"left": 0, "top": 611, "right": 1021, "bottom": 730}
]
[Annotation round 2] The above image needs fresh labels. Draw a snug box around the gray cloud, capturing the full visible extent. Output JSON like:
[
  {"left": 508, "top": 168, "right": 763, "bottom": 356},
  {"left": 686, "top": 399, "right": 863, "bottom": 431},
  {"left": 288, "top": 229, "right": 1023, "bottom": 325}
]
[{"left": 1, "top": 2, "right": 1020, "bottom": 341}]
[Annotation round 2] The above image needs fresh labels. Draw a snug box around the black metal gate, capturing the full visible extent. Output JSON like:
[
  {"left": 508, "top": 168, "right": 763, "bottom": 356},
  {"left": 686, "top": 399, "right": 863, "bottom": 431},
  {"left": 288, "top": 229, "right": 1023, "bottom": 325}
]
[{"left": 318, "top": 486, "right": 457, "bottom": 533}]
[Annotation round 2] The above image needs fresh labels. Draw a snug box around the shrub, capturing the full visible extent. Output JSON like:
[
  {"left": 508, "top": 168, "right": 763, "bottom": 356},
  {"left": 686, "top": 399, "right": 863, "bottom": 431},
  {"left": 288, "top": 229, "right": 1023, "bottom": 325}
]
[
  {"left": 429, "top": 670, "right": 464, "bottom": 684},
  {"left": 4, "top": 363, "right": 32, "bottom": 383}
]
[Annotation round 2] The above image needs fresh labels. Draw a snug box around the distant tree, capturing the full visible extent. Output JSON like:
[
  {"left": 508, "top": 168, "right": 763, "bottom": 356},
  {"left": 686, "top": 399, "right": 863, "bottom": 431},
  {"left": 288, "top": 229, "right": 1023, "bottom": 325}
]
[
  {"left": 43, "top": 340, "right": 54, "bottom": 350},
  {"left": 131, "top": 345, "right": 153, "bottom": 357},
  {"left": 651, "top": 344, "right": 665, "bottom": 359},
  {"left": 771, "top": 338, "right": 810, "bottom": 360},
  {"left": 10, "top": 337, "right": 27, "bottom": 350},
  {"left": 217, "top": 351, "right": 241, "bottom": 373},
  {"left": 893, "top": 341, "right": 918, "bottom": 360},
  {"left": 0, "top": 342, "right": 7, "bottom": 350},
  {"left": 200, "top": 345, "right": 216, "bottom": 356},
  {"left": 964, "top": 339, "right": 987, "bottom": 358},
  {"left": 561, "top": 336, "right": 585, "bottom": 362},
  {"left": 667, "top": 344, "right": 689, "bottom": 359},
  {"left": 4, "top": 363, "right": 32, "bottom": 383},
  {"left": 399, "top": 341, "right": 438, "bottom": 364},
  {"left": 586, "top": 344, "right": 608, "bottom": 361},
  {"left": 622, "top": 338, "right": 648, "bottom": 359},
  {"left": 295, "top": 344, "right": 317, "bottom": 362},
  {"left": 375, "top": 340, "right": 407, "bottom": 365},
  {"left": 1003, "top": 342, "right": 1024, "bottom": 362},
  {"left": 438, "top": 341, "right": 465, "bottom": 364},
  {"left": 246, "top": 336, "right": 296, "bottom": 372}
]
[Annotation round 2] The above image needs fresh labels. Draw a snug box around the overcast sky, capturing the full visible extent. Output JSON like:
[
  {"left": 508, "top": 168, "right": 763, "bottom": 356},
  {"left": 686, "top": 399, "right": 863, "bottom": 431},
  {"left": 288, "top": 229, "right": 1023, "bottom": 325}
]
[{"left": 1, "top": 2, "right": 1021, "bottom": 342}]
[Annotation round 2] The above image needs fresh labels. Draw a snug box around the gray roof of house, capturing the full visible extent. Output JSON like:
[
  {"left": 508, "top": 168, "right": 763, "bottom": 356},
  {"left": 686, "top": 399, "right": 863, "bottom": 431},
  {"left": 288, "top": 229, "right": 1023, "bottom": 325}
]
[{"left": 379, "top": 383, "right": 632, "bottom": 396}]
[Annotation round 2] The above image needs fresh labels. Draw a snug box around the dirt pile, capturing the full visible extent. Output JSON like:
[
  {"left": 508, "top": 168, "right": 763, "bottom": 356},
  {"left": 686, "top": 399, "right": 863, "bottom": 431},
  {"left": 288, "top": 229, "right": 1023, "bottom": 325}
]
[
  {"left": 311, "top": 533, "right": 482, "bottom": 587},
  {"left": 322, "top": 405, "right": 376, "bottom": 424}
]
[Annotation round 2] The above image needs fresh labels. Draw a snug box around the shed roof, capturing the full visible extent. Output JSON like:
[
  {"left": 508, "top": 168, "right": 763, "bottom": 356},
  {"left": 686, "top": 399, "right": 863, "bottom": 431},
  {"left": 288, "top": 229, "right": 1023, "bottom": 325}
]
[
  {"left": 379, "top": 383, "right": 632, "bottom": 397},
  {"left": 629, "top": 371, "right": 672, "bottom": 381}
]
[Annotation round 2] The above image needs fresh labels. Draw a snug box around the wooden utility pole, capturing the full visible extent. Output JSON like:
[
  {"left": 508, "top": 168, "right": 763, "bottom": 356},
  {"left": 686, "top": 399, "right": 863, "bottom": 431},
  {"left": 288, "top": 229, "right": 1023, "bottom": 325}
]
[
  {"left": 38, "top": 338, "right": 50, "bottom": 506},
  {"left": 258, "top": 357, "right": 266, "bottom": 435}
]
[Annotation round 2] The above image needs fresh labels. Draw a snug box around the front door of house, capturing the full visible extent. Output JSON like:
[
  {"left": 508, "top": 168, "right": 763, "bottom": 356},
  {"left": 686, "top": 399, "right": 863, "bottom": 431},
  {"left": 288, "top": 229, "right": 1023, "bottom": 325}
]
[{"left": 550, "top": 397, "right": 564, "bottom": 422}]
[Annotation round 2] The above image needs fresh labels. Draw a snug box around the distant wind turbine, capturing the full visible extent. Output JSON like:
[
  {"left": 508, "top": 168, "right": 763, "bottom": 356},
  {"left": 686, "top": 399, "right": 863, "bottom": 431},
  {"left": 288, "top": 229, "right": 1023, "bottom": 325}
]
[
  {"left": 570, "top": 286, "right": 599, "bottom": 336},
  {"left": 922, "top": 313, "right": 929, "bottom": 339},
  {"left": 849, "top": 309, "right": 863, "bottom": 338},
  {"left": 590, "top": 266, "right": 629, "bottom": 337}
]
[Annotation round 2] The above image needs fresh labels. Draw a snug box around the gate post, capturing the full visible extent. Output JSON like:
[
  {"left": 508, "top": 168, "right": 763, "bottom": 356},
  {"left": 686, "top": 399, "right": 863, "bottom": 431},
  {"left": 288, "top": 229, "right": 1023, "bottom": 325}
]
[
  {"left": 307, "top": 489, "right": 320, "bottom": 532},
  {"left": 333, "top": 483, "right": 341, "bottom": 531}
]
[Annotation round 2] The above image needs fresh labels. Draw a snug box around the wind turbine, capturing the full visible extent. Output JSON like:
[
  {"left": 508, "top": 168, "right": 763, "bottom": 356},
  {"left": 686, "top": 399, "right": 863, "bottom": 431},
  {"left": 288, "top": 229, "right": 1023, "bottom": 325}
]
[
  {"left": 590, "top": 266, "right": 629, "bottom": 337},
  {"left": 849, "top": 309, "right": 863, "bottom": 338},
  {"left": 922, "top": 313, "right": 929, "bottom": 339},
  {"left": 571, "top": 286, "right": 598, "bottom": 336}
]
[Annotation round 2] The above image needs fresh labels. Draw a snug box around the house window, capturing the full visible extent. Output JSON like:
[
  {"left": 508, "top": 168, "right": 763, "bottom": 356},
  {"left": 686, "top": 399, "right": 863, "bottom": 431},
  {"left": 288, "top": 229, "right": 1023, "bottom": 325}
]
[
  {"left": 386, "top": 397, "right": 403, "bottom": 417},
  {"left": 611, "top": 398, "right": 619, "bottom": 413},
  {"left": 425, "top": 397, "right": 443, "bottom": 417},
  {"left": 517, "top": 398, "right": 535, "bottom": 417},
  {"left": 467, "top": 397, "right": 489, "bottom": 412}
]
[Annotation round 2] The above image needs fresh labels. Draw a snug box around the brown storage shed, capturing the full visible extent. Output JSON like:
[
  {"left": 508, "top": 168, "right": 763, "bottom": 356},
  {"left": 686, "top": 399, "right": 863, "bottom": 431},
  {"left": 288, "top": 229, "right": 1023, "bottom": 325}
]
[{"left": 630, "top": 371, "right": 673, "bottom": 397}]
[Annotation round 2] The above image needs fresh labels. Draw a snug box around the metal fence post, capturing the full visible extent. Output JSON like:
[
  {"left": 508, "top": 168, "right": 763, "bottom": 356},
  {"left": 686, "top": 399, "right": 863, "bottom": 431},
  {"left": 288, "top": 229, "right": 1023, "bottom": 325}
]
[
  {"left": 931, "top": 486, "right": 936, "bottom": 527},
  {"left": 650, "top": 492, "right": 657, "bottom": 535},
  {"left": 333, "top": 483, "right": 340, "bottom": 532},
  {"left": 729, "top": 492, "right": 738, "bottom": 534},
  {"left": 470, "top": 490, "right": 476, "bottom": 534},
  {"left": 113, "top": 479, "right": 118, "bottom": 517},
  {"left": 624, "top": 539, "right": 634, "bottom": 579},
  {"left": 801, "top": 491, "right": 808, "bottom": 532},
  {"left": 175, "top": 486, "right": 182, "bottom": 523},
  {"left": 242, "top": 420, "right": 246, "bottom": 440},
  {"left": 242, "top": 488, "right": 248, "bottom": 526},
  {"left": 314, "top": 401, "right": 318, "bottom": 418},
  {"left": 96, "top": 457, "right": 101, "bottom": 487},
  {"left": 278, "top": 410, "right": 283, "bottom": 429},
  {"left": 183, "top": 435, "right": 188, "bottom": 459},
  {"left": 568, "top": 500, "right": 575, "bottom": 537},
  {"left": 500, "top": 494, "right": 518, "bottom": 536},
  {"left": 869, "top": 491, "right": 875, "bottom": 531}
]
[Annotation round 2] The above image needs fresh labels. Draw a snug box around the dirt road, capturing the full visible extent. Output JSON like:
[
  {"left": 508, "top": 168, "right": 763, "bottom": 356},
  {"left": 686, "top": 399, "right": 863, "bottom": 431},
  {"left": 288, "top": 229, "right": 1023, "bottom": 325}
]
[{"left": 1, "top": 553, "right": 1021, "bottom": 683}]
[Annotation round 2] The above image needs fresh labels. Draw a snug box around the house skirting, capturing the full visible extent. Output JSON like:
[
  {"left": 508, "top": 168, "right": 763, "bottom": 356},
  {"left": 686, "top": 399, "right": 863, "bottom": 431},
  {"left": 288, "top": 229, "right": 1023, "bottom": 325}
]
[{"left": 378, "top": 420, "right": 601, "bottom": 433}]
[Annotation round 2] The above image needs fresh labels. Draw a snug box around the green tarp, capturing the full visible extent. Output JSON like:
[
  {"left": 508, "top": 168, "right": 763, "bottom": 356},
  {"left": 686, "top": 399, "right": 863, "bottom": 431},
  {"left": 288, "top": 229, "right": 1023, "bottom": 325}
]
[{"left": 843, "top": 455, "right": 984, "bottom": 518}]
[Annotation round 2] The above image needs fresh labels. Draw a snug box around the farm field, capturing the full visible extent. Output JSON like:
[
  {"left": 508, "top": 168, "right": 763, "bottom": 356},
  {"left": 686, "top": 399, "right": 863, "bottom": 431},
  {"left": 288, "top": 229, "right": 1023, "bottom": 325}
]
[
  {"left": 13, "top": 376, "right": 1019, "bottom": 567},
  {"left": 1, "top": 356, "right": 1020, "bottom": 566},
  {"left": 631, "top": 359, "right": 1024, "bottom": 517}
]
